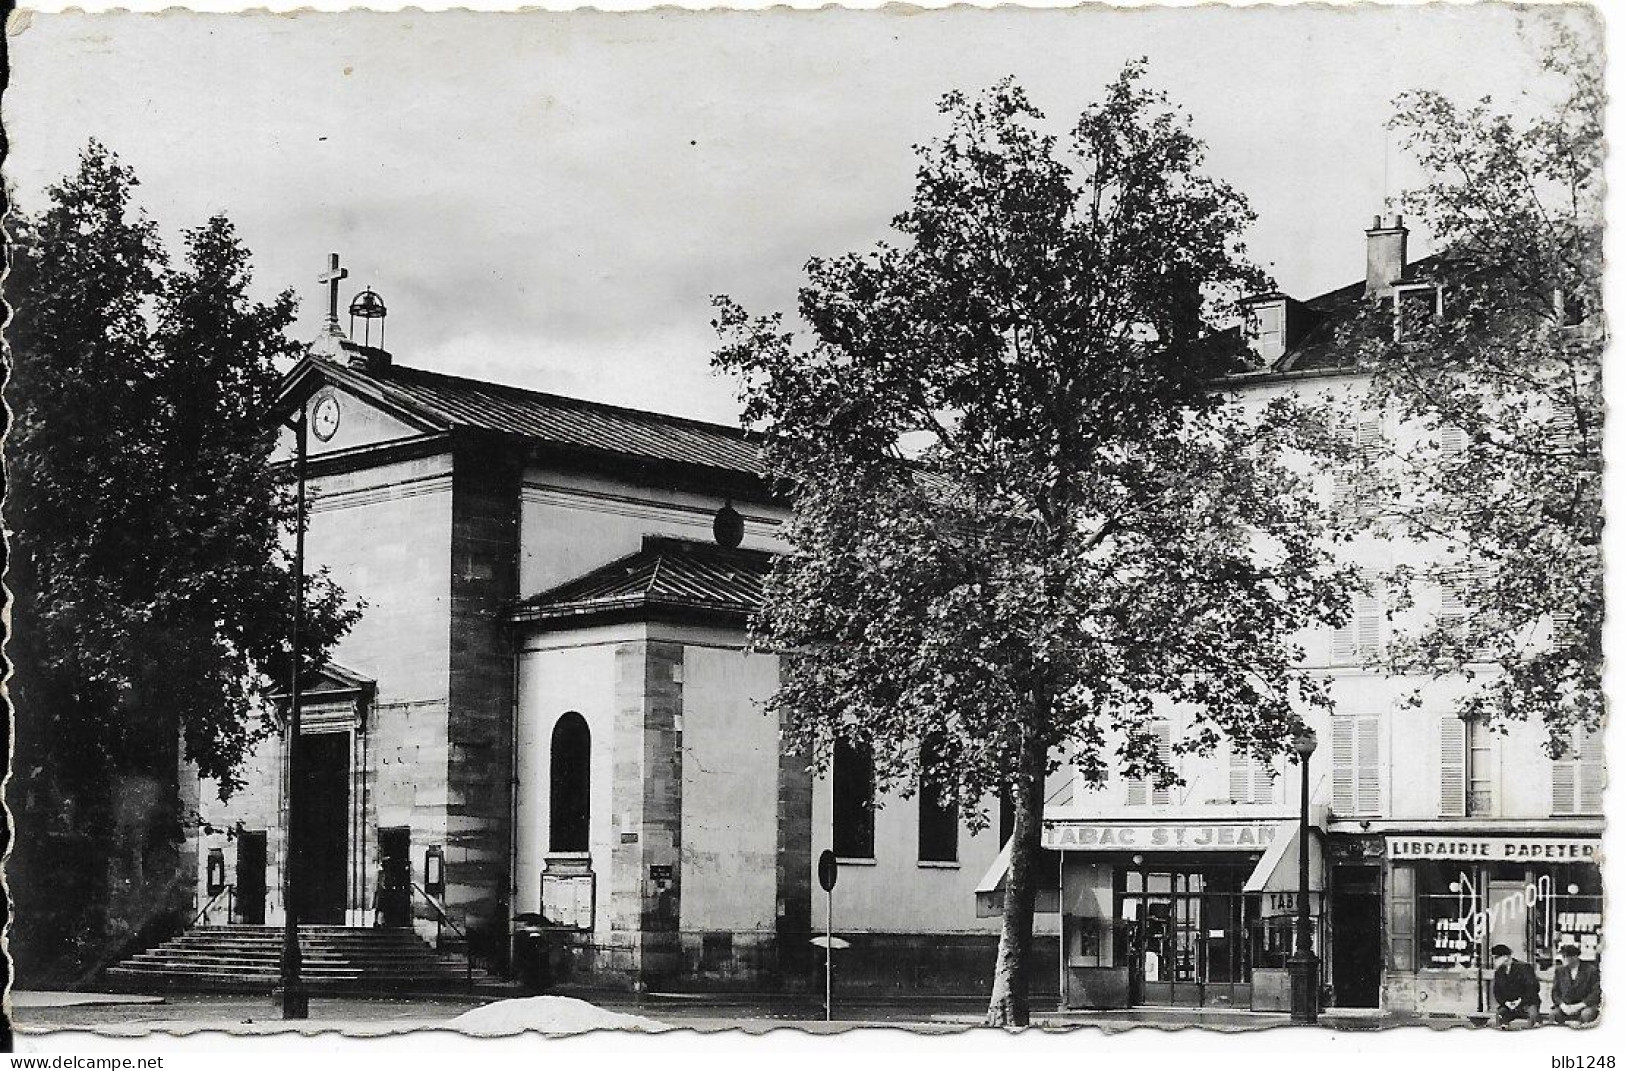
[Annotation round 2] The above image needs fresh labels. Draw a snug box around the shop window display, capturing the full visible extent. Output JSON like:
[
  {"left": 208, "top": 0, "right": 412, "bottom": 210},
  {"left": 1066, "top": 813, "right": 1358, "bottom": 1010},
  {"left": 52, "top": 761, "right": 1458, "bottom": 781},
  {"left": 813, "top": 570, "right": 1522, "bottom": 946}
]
[
  {"left": 1411, "top": 860, "right": 1604, "bottom": 972},
  {"left": 1417, "top": 861, "right": 1483, "bottom": 969},
  {"left": 1534, "top": 864, "right": 1604, "bottom": 967}
]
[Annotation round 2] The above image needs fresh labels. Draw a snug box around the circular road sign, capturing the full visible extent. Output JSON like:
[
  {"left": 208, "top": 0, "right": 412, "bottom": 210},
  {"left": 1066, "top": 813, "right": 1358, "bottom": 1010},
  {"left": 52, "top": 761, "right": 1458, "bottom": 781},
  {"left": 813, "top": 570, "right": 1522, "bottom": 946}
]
[{"left": 817, "top": 849, "right": 838, "bottom": 893}]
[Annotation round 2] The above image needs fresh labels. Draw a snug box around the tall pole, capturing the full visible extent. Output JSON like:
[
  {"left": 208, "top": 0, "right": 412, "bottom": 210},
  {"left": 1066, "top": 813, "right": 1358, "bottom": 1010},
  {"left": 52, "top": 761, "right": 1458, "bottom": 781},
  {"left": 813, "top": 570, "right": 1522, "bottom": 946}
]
[
  {"left": 280, "top": 407, "right": 310, "bottom": 1020},
  {"left": 1289, "top": 732, "right": 1319, "bottom": 1025},
  {"left": 825, "top": 887, "right": 833, "bottom": 1023}
]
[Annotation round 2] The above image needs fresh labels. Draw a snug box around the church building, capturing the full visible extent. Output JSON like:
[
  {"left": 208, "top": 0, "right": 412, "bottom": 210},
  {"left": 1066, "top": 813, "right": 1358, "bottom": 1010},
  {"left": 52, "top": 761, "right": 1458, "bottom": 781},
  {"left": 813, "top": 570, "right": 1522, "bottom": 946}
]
[{"left": 188, "top": 266, "right": 1049, "bottom": 993}]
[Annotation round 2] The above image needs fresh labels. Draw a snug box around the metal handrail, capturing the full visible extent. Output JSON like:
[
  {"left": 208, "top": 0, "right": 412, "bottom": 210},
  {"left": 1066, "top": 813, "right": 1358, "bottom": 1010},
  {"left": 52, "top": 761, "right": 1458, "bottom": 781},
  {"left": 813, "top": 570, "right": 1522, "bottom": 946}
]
[
  {"left": 190, "top": 884, "right": 235, "bottom": 929},
  {"left": 410, "top": 882, "right": 473, "bottom": 991}
]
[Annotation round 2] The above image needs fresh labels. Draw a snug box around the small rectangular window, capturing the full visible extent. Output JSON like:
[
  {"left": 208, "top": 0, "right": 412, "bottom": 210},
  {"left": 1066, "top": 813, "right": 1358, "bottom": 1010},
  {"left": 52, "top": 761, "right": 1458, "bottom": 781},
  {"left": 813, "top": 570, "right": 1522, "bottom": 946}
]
[
  {"left": 1393, "top": 283, "right": 1444, "bottom": 341},
  {"left": 1441, "top": 715, "right": 1495, "bottom": 817},
  {"left": 1467, "top": 722, "right": 1494, "bottom": 817}
]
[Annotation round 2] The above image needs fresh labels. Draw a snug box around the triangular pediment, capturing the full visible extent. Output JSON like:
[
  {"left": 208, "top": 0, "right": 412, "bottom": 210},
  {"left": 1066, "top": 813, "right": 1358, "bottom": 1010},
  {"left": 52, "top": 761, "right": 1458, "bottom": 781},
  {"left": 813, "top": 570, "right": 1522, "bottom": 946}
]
[
  {"left": 268, "top": 660, "right": 376, "bottom": 702},
  {"left": 274, "top": 357, "right": 448, "bottom": 460}
]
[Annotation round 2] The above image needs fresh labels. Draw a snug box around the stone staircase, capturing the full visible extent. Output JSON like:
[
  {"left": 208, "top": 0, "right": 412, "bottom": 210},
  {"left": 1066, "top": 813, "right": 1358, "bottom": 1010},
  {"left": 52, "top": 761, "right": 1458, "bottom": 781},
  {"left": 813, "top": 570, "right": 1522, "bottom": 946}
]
[{"left": 104, "top": 925, "right": 485, "bottom": 994}]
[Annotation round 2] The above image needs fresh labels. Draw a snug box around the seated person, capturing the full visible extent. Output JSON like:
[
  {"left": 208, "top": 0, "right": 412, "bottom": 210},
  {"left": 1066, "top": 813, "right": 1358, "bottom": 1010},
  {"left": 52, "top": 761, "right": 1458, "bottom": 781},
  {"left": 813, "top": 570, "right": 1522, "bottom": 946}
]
[
  {"left": 1491, "top": 944, "right": 1541, "bottom": 1028},
  {"left": 1551, "top": 943, "right": 1602, "bottom": 1026}
]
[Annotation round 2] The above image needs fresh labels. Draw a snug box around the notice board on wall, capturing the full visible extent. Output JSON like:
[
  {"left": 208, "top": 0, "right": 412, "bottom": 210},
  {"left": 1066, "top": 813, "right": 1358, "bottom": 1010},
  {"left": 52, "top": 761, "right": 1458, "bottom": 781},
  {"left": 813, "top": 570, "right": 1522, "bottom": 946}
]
[{"left": 542, "top": 872, "right": 595, "bottom": 931}]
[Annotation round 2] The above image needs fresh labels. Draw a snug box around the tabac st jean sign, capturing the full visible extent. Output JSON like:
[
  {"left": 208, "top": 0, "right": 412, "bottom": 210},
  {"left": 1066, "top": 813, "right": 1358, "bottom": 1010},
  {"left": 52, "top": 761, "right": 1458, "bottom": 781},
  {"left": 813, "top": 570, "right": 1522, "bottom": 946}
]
[{"left": 1042, "top": 821, "right": 1278, "bottom": 851}]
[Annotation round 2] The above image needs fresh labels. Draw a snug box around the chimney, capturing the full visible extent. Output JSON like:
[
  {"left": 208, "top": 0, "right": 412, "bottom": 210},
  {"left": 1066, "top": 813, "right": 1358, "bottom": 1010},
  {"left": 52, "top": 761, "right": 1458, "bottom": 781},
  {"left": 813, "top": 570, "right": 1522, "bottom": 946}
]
[
  {"left": 343, "top": 340, "right": 393, "bottom": 375},
  {"left": 1365, "top": 214, "right": 1408, "bottom": 299}
]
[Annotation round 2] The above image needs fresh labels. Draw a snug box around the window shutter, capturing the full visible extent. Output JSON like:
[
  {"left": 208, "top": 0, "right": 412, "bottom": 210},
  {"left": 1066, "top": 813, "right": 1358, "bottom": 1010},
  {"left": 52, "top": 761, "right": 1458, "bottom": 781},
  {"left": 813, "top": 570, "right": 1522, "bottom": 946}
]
[
  {"left": 1579, "top": 729, "right": 1605, "bottom": 813},
  {"left": 1556, "top": 728, "right": 1606, "bottom": 815},
  {"left": 1332, "top": 717, "right": 1356, "bottom": 813},
  {"left": 1151, "top": 721, "right": 1172, "bottom": 806},
  {"left": 1229, "top": 747, "right": 1250, "bottom": 803},
  {"left": 1331, "top": 469, "right": 1355, "bottom": 514},
  {"left": 1125, "top": 780, "right": 1147, "bottom": 807},
  {"left": 1357, "top": 589, "right": 1382, "bottom": 660},
  {"left": 1549, "top": 405, "right": 1578, "bottom": 446},
  {"left": 1253, "top": 758, "right": 1275, "bottom": 804},
  {"left": 1336, "top": 588, "right": 1381, "bottom": 665},
  {"left": 1439, "top": 718, "right": 1467, "bottom": 818},
  {"left": 1357, "top": 718, "right": 1381, "bottom": 813},
  {"left": 1332, "top": 620, "right": 1356, "bottom": 665},
  {"left": 1439, "top": 576, "right": 1465, "bottom": 640},
  {"left": 1439, "top": 424, "right": 1467, "bottom": 457},
  {"left": 1228, "top": 748, "right": 1273, "bottom": 804},
  {"left": 1552, "top": 752, "right": 1578, "bottom": 815},
  {"left": 1332, "top": 419, "right": 1382, "bottom": 514},
  {"left": 1552, "top": 609, "right": 1576, "bottom": 643}
]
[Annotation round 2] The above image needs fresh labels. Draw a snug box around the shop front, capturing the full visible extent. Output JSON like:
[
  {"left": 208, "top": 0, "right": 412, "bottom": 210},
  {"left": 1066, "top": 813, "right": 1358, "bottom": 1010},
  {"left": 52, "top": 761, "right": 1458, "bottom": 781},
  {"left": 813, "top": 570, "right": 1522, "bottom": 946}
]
[
  {"left": 1380, "top": 832, "right": 1603, "bottom": 1016},
  {"left": 1042, "top": 816, "right": 1327, "bottom": 1010}
]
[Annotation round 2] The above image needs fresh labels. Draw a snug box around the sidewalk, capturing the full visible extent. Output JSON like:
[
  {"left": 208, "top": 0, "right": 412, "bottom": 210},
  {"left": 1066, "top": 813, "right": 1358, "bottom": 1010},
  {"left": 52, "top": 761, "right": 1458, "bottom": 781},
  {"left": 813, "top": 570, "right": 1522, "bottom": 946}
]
[
  {"left": 997, "top": 1005, "right": 1469, "bottom": 1032},
  {"left": 11, "top": 993, "right": 167, "bottom": 1009},
  {"left": 12, "top": 987, "right": 1490, "bottom": 1036}
]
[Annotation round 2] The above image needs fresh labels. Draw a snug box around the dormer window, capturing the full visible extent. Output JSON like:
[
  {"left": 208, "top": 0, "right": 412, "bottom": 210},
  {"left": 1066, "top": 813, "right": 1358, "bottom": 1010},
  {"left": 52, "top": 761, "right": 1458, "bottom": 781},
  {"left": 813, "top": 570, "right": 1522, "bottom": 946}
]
[
  {"left": 1247, "top": 299, "right": 1287, "bottom": 362},
  {"left": 1555, "top": 288, "right": 1590, "bottom": 330},
  {"left": 1392, "top": 282, "right": 1444, "bottom": 342}
]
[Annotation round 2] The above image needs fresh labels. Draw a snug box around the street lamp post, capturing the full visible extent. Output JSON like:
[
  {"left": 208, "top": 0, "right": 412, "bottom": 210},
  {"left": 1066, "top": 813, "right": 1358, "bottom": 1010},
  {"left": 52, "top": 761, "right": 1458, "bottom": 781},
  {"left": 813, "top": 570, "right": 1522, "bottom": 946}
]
[
  {"left": 279, "top": 406, "right": 310, "bottom": 1020},
  {"left": 1288, "top": 728, "right": 1319, "bottom": 1025}
]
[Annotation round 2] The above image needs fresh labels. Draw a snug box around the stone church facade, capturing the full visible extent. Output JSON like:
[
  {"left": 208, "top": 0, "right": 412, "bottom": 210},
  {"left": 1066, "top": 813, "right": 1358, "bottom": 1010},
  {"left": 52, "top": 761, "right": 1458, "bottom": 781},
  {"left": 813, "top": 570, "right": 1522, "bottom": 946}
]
[{"left": 190, "top": 340, "right": 1046, "bottom": 993}]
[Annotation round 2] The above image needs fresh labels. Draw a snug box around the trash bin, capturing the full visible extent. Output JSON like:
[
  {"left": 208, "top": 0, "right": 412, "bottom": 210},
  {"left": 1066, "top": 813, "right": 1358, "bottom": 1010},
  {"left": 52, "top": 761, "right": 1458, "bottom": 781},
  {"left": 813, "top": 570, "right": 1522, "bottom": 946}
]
[{"left": 512, "top": 914, "right": 553, "bottom": 994}]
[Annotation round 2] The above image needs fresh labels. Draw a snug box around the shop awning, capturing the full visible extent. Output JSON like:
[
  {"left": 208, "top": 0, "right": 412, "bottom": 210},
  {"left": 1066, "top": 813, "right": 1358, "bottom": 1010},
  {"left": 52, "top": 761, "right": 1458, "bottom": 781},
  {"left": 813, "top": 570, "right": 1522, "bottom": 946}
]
[
  {"left": 974, "top": 840, "right": 1061, "bottom": 918},
  {"left": 1244, "top": 820, "right": 1324, "bottom": 894}
]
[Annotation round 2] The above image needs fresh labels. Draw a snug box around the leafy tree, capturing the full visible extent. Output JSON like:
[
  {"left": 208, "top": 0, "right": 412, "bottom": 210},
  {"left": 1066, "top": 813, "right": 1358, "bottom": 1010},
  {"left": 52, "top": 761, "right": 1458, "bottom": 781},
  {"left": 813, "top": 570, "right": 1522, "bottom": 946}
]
[
  {"left": 5, "top": 142, "right": 358, "bottom": 983},
  {"left": 1345, "top": 32, "right": 1602, "bottom": 756},
  {"left": 713, "top": 67, "right": 1356, "bottom": 1026}
]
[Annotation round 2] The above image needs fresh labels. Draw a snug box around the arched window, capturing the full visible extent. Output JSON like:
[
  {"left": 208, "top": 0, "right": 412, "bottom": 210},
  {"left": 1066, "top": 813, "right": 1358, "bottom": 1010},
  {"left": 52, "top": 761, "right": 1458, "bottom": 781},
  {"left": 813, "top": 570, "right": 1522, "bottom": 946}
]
[{"left": 550, "top": 712, "right": 591, "bottom": 853}]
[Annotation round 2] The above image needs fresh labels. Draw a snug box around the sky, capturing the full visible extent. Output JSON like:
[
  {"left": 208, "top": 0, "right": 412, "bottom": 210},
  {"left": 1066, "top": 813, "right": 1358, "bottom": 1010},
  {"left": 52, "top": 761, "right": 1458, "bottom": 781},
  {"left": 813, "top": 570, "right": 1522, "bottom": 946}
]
[{"left": 4, "top": 3, "right": 1600, "bottom": 425}]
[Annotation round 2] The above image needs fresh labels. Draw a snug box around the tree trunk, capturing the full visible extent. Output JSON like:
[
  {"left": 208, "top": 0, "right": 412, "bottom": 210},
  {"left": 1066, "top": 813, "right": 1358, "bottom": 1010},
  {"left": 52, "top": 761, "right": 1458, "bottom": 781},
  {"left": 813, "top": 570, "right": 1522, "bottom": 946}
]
[{"left": 985, "top": 732, "right": 1048, "bottom": 1027}]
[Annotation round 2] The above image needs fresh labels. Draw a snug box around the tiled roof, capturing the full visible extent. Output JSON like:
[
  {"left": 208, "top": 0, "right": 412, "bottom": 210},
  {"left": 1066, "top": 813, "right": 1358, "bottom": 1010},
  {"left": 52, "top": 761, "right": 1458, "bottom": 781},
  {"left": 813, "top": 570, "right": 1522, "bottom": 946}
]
[
  {"left": 511, "top": 536, "right": 773, "bottom": 629},
  {"left": 312, "top": 357, "right": 768, "bottom": 479}
]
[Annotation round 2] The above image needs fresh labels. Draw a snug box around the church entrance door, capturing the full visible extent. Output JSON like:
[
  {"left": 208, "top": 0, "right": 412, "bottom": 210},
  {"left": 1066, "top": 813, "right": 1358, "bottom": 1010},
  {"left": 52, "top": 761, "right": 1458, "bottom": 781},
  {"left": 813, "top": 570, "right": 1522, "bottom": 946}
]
[
  {"left": 237, "top": 831, "right": 267, "bottom": 925},
  {"left": 291, "top": 731, "right": 351, "bottom": 925}
]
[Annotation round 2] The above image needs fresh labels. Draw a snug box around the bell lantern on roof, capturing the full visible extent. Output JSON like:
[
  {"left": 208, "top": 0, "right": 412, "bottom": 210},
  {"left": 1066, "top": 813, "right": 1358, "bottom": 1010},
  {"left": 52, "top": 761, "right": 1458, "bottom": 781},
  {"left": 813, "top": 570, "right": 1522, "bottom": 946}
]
[{"left": 348, "top": 288, "right": 388, "bottom": 350}]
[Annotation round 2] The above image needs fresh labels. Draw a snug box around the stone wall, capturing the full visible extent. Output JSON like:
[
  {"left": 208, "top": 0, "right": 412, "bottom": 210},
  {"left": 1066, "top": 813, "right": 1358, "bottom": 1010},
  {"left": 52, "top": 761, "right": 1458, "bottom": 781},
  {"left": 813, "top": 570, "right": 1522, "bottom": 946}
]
[
  {"left": 444, "top": 435, "right": 522, "bottom": 959},
  {"left": 605, "top": 640, "right": 685, "bottom": 988},
  {"left": 193, "top": 449, "right": 455, "bottom": 929}
]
